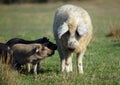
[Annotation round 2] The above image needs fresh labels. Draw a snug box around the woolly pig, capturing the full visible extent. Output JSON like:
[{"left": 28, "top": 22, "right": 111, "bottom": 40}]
[{"left": 53, "top": 4, "right": 93, "bottom": 74}]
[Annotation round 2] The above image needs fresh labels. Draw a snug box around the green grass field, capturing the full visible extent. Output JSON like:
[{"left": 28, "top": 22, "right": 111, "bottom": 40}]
[{"left": 0, "top": 0, "right": 120, "bottom": 85}]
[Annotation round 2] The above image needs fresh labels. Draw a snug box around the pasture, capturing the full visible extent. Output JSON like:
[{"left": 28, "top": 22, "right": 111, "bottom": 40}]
[{"left": 0, "top": 0, "right": 120, "bottom": 85}]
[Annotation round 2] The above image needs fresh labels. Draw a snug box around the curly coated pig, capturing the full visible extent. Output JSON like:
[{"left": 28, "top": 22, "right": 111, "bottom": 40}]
[{"left": 53, "top": 4, "right": 93, "bottom": 74}]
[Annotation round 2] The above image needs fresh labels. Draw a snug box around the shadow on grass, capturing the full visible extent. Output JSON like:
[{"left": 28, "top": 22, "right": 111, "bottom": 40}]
[
  {"left": 113, "top": 43, "right": 120, "bottom": 47},
  {"left": 20, "top": 68, "right": 60, "bottom": 75},
  {"left": 38, "top": 68, "right": 58, "bottom": 74}
]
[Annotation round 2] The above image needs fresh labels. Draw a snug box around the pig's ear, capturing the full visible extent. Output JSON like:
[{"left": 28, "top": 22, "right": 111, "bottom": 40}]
[
  {"left": 77, "top": 21, "right": 88, "bottom": 36},
  {"left": 57, "top": 22, "right": 69, "bottom": 39}
]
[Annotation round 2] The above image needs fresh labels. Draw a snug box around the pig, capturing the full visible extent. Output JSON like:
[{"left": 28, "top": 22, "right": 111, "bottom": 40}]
[
  {"left": 11, "top": 43, "right": 52, "bottom": 75},
  {"left": 0, "top": 43, "right": 11, "bottom": 64},
  {"left": 53, "top": 4, "right": 93, "bottom": 74},
  {"left": 6, "top": 37, "right": 57, "bottom": 71}
]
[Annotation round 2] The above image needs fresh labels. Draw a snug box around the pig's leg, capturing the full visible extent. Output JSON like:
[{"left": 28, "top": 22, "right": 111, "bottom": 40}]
[
  {"left": 76, "top": 50, "right": 86, "bottom": 74},
  {"left": 65, "top": 52, "right": 73, "bottom": 72}
]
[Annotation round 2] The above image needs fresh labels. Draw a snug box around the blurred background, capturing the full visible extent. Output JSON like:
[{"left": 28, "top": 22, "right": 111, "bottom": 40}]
[{"left": 0, "top": 0, "right": 90, "bottom": 4}]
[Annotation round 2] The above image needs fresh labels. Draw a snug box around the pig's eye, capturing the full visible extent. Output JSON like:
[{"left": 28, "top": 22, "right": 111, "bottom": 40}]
[
  {"left": 66, "top": 31, "right": 70, "bottom": 35},
  {"left": 76, "top": 31, "right": 81, "bottom": 37},
  {"left": 75, "top": 30, "right": 81, "bottom": 40},
  {"left": 76, "top": 31, "right": 79, "bottom": 36}
]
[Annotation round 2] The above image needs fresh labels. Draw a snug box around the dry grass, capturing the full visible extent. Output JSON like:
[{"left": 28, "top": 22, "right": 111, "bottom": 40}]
[
  {"left": 107, "top": 29, "right": 120, "bottom": 38},
  {"left": 0, "top": 61, "right": 22, "bottom": 85},
  {"left": 107, "top": 22, "right": 120, "bottom": 38}
]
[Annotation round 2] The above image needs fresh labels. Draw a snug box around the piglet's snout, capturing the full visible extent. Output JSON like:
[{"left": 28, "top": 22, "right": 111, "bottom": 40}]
[
  {"left": 43, "top": 47, "right": 53, "bottom": 56},
  {"left": 47, "top": 50, "right": 53, "bottom": 56}
]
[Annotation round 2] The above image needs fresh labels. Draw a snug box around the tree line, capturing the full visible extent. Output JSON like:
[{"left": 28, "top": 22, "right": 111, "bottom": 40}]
[{"left": 0, "top": 0, "right": 82, "bottom": 4}]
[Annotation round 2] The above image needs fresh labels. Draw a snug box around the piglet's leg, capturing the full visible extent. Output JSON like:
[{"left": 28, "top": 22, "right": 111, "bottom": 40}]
[
  {"left": 37, "top": 62, "right": 40, "bottom": 72},
  {"left": 33, "top": 64, "right": 37, "bottom": 75},
  {"left": 26, "top": 63, "right": 31, "bottom": 73}
]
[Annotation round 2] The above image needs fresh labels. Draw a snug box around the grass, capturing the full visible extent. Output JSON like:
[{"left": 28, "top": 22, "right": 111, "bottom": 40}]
[
  {"left": 0, "top": 0, "right": 120, "bottom": 85},
  {"left": 0, "top": 62, "right": 22, "bottom": 85}
]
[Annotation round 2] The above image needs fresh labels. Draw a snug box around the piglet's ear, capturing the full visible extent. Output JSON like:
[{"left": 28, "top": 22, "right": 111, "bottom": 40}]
[
  {"left": 77, "top": 21, "right": 88, "bottom": 36},
  {"left": 36, "top": 45, "right": 41, "bottom": 53},
  {"left": 57, "top": 22, "right": 69, "bottom": 39}
]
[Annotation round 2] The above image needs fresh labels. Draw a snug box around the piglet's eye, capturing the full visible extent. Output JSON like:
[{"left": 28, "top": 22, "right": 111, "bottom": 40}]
[{"left": 42, "top": 47, "right": 45, "bottom": 51}]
